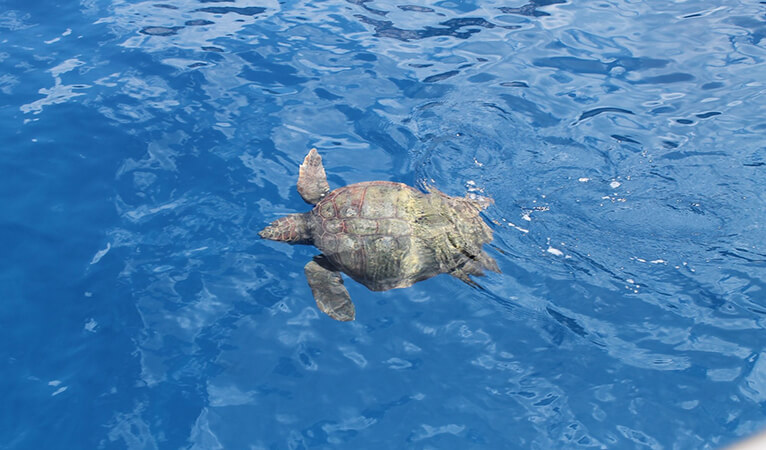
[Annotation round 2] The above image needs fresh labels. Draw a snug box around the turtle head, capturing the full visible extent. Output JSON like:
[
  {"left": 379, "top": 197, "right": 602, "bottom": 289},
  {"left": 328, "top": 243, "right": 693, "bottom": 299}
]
[{"left": 259, "top": 213, "right": 312, "bottom": 244}]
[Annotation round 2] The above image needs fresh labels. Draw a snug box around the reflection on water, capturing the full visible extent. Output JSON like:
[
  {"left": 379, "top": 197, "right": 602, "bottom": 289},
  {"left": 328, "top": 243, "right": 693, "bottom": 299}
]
[{"left": 3, "top": 0, "right": 766, "bottom": 447}]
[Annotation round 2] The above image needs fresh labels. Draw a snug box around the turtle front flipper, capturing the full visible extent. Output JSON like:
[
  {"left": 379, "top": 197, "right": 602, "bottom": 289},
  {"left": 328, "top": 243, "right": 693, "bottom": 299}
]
[
  {"left": 305, "top": 256, "right": 356, "bottom": 321},
  {"left": 297, "top": 148, "right": 330, "bottom": 205}
]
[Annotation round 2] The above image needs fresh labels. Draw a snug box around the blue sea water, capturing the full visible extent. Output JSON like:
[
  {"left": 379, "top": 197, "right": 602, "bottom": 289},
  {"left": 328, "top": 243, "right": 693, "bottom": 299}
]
[{"left": 2, "top": 0, "right": 766, "bottom": 448}]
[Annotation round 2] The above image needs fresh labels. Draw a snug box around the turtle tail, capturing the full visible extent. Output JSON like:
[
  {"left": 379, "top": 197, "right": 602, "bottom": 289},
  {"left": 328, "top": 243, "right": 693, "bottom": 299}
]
[{"left": 259, "top": 213, "right": 312, "bottom": 244}]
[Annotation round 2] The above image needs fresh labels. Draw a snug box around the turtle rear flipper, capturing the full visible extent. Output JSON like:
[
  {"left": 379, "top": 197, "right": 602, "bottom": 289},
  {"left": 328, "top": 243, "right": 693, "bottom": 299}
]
[
  {"left": 305, "top": 256, "right": 356, "bottom": 321},
  {"left": 450, "top": 251, "right": 499, "bottom": 288},
  {"left": 298, "top": 148, "right": 330, "bottom": 205},
  {"left": 450, "top": 268, "right": 483, "bottom": 289},
  {"left": 479, "top": 250, "right": 500, "bottom": 273}
]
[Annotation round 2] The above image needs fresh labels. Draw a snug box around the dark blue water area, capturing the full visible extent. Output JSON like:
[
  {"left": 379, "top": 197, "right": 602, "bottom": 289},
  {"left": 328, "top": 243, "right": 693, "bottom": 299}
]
[{"left": 1, "top": 0, "right": 766, "bottom": 447}]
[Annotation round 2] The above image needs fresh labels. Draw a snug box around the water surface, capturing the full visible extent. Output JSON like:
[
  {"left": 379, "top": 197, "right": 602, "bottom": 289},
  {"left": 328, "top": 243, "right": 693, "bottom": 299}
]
[{"left": 1, "top": 0, "right": 765, "bottom": 448}]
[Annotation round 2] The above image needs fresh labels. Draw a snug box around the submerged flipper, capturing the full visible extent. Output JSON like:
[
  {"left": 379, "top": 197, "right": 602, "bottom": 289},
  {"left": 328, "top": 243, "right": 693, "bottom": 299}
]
[
  {"left": 304, "top": 256, "right": 355, "bottom": 321},
  {"left": 450, "top": 268, "right": 482, "bottom": 288},
  {"left": 478, "top": 250, "right": 500, "bottom": 273},
  {"left": 450, "top": 250, "right": 500, "bottom": 288},
  {"left": 297, "top": 148, "right": 330, "bottom": 205}
]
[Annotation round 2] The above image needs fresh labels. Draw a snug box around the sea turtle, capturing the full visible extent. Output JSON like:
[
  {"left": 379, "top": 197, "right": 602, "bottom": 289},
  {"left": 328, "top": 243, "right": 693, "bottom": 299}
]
[{"left": 259, "top": 148, "right": 499, "bottom": 321}]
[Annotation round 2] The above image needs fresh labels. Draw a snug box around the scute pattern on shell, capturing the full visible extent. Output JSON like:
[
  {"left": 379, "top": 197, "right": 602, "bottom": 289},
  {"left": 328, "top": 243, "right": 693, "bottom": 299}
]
[
  {"left": 309, "top": 181, "right": 423, "bottom": 290},
  {"left": 311, "top": 181, "right": 417, "bottom": 233}
]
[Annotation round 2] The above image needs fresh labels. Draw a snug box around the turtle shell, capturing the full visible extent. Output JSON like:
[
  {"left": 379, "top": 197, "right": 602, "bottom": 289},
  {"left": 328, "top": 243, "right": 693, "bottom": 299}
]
[{"left": 309, "top": 181, "right": 437, "bottom": 290}]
